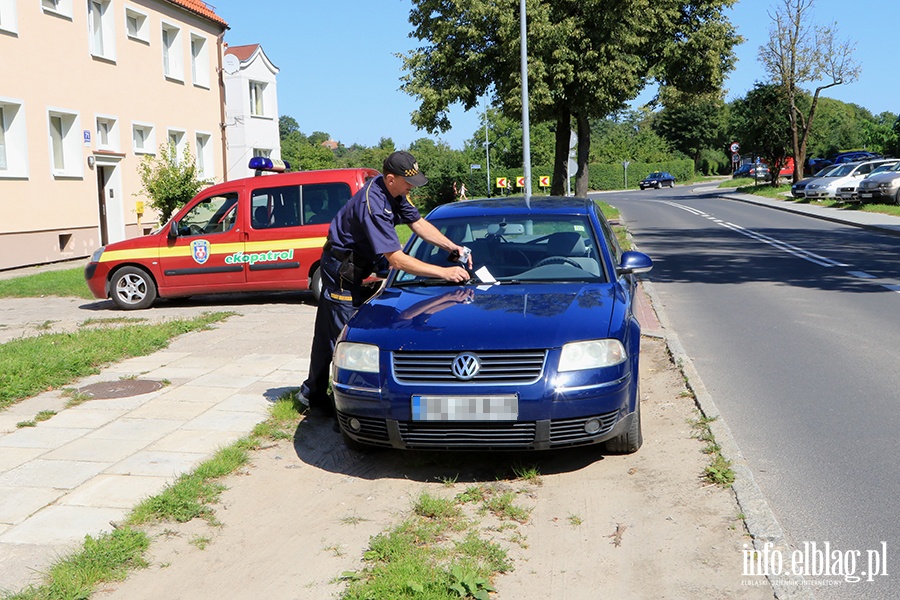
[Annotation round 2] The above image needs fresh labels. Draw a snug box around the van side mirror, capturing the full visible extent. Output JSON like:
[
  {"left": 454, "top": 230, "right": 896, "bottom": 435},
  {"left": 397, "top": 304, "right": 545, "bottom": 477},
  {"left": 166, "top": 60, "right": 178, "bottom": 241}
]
[{"left": 168, "top": 221, "right": 179, "bottom": 239}]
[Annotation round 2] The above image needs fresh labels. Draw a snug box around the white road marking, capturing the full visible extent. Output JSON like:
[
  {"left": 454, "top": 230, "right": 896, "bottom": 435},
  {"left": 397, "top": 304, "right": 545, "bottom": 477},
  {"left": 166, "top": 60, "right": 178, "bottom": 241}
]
[
  {"left": 883, "top": 284, "right": 900, "bottom": 294},
  {"left": 847, "top": 271, "right": 877, "bottom": 279}
]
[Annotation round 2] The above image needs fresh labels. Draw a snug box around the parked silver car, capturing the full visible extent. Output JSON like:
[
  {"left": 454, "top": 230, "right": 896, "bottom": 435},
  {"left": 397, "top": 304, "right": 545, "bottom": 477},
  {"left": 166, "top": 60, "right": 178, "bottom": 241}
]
[
  {"left": 836, "top": 160, "right": 899, "bottom": 201},
  {"left": 857, "top": 162, "right": 900, "bottom": 204},
  {"left": 803, "top": 159, "right": 896, "bottom": 200}
]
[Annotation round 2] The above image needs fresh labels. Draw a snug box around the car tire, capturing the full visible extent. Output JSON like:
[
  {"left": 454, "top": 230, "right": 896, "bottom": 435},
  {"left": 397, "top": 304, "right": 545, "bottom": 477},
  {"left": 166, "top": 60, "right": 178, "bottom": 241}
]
[
  {"left": 110, "top": 266, "right": 157, "bottom": 310},
  {"left": 310, "top": 266, "right": 323, "bottom": 303},
  {"left": 668, "top": 180, "right": 675, "bottom": 188},
  {"left": 895, "top": 188, "right": 900, "bottom": 206},
  {"left": 605, "top": 391, "right": 642, "bottom": 454}
]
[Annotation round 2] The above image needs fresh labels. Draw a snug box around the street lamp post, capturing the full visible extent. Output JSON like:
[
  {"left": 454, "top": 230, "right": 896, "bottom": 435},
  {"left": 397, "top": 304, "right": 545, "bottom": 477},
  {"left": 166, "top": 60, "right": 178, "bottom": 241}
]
[{"left": 519, "top": 0, "right": 532, "bottom": 198}]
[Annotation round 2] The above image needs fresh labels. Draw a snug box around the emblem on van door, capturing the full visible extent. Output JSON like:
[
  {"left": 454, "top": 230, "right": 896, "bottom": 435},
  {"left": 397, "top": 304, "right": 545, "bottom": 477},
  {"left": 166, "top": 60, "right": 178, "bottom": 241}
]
[
  {"left": 452, "top": 353, "right": 481, "bottom": 380},
  {"left": 191, "top": 239, "right": 210, "bottom": 265}
]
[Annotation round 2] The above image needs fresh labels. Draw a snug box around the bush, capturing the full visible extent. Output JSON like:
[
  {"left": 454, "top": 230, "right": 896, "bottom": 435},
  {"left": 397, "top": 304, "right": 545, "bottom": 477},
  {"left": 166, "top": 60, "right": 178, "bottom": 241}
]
[{"left": 588, "top": 159, "right": 694, "bottom": 190}]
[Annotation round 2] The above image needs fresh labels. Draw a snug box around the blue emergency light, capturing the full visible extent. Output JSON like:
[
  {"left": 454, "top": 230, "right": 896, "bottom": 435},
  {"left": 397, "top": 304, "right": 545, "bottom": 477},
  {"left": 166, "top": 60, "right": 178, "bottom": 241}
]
[{"left": 248, "top": 157, "right": 291, "bottom": 173}]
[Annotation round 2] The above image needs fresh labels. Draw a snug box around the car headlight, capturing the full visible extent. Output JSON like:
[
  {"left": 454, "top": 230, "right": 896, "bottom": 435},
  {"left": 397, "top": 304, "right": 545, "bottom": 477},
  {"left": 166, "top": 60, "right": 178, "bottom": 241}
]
[
  {"left": 559, "top": 340, "right": 626, "bottom": 372},
  {"left": 333, "top": 342, "right": 379, "bottom": 373},
  {"left": 90, "top": 247, "right": 105, "bottom": 263}
]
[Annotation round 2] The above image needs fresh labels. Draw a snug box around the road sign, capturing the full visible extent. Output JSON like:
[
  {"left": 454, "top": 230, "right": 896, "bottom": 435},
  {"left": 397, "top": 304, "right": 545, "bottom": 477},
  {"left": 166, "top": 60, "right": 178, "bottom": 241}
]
[
  {"left": 732, "top": 152, "right": 740, "bottom": 163},
  {"left": 516, "top": 176, "right": 526, "bottom": 188},
  {"left": 539, "top": 176, "right": 550, "bottom": 187},
  {"left": 496, "top": 177, "right": 508, "bottom": 189},
  {"left": 470, "top": 164, "right": 481, "bottom": 170},
  {"left": 730, "top": 142, "right": 740, "bottom": 153}
]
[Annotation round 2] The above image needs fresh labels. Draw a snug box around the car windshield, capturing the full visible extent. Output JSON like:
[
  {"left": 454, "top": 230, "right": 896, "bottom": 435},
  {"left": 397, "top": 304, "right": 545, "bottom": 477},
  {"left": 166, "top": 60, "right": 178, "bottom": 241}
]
[
  {"left": 393, "top": 214, "right": 607, "bottom": 285},
  {"left": 647, "top": 172, "right": 662, "bottom": 178},
  {"left": 828, "top": 164, "right": 857, "bottom": 177}
]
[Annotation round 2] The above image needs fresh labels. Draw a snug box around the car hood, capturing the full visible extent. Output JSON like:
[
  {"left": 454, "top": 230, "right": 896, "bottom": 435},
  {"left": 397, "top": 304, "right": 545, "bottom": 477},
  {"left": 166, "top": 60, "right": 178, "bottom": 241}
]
[
  {"left": 862, "top": 172, "right": 900, "bottom": 184},
  {"left": 344, "top": 283, "right": 621, "bottom": 352}
]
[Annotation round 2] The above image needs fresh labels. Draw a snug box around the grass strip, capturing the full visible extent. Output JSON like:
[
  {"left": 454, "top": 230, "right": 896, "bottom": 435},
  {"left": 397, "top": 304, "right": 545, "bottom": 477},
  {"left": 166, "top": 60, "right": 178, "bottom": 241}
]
[
  {"left": 0, "top": 312, "right": 233, "bottom": 410},
  {"left": 2, "top": 395, "right": 306, "bottom": 600},
  {"left": 0, "top": 268, "right": 92, "bottom": 299}
]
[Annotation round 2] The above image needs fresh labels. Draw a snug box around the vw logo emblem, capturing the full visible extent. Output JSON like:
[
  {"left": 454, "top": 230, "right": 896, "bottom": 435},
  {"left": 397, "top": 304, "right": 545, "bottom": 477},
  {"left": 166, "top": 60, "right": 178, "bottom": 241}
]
[{"left": 451, "top": 353, "right": 481, "bottom": 380}]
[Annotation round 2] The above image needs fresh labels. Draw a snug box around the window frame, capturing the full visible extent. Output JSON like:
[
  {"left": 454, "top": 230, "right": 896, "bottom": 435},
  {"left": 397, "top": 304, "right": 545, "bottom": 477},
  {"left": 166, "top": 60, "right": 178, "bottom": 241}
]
[
  {"left": 195, "top": 131, "right": 213, "bottom": 180},
  {"left": 132, "top": 121, "right": 155, "bottom": 155},
  {"left": 47, "top": 107, "right": 83, "bottom": 178},
  {"left": 189, "top": 32, "right": 210, "bottom": 89},
  {"left": 95, "top": 114, "right": 119, "bottom": 152},
  {"left": 249, "top": 80, "right": 266, "bottom": 117},
  {"left": 166, "top": 127, "right": 187, "bottom": 162},
  {"left": 0, "top": 0, "right": 19, "bottom": 34},
  {"left": 42, "top": 0, "right": 73, "bottom": 19},
  {"left": 0, "top": 99, "right": 27, "bottom": 178},
  {"left": 88, "top": 0, "right": 116, "bottom": 62},
  {"left": 124, "top": 4, "right": 149, "bottom": 43},
  {"left": 161, "top": 21, "right": 184, "bottom": 82}
]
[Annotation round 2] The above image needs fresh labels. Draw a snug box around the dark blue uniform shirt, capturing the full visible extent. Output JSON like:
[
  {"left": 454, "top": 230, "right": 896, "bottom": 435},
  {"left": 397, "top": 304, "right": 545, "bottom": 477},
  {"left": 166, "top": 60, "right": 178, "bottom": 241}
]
[{"left": 328, "top": 175, "right": 421, "bottom": 268}]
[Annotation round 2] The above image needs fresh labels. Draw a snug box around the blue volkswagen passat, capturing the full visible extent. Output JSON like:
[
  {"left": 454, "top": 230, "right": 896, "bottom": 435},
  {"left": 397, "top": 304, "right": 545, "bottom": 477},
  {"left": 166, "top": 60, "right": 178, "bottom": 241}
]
[{"left": 331, "top": 197, "right": 652, "bottom": 453}]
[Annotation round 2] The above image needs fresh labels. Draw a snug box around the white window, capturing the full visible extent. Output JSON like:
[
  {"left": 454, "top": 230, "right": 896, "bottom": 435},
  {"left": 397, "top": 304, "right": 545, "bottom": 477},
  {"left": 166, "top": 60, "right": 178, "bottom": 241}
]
[
  {"left": 132, "top": 122, "right": 155, "bottom": 154},
  {"left": 88, "top": 0, "right": 115, "bottom": 61},
  {"left": 161, "top": 22, "right": 183, "bottom": 81},
  {"left": 42, "top": 0, "right": 72, "bottom": 18},
  {"left": 125, "top": 6, "right": 148, "bottom": 42},
  {"left": 190, "top": 33, "right": 210, "bottom": 88},
  {"left": 47, "top": 108, "right": 82, "bottom": 177},
  {"left": 195, "top": 132, "right": 213, "bottom": 179},
  {"left": 0, "top": 0, "right": 19, "bottom": 34},
  {"left": 0, "top": 99, "right": 27, "bottom": 178},
  {"left": 95, "top": 115, "right": 118, "bottom": 151},
  {"left": 249, "top": 81, "right": 266, "bottom": 117},
  {"left": 167, "top": 128, "right": 186, "bottom": 162}
]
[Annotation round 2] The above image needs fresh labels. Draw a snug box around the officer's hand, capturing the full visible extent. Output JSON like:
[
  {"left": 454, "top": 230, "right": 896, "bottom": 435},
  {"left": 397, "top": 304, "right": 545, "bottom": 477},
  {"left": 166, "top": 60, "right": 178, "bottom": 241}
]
[
  {"left": 450, "top": 244, "right": 473, "bottom": 269},
  {"left": 441, "top": 266, "right": 470, "bottom": 283}
]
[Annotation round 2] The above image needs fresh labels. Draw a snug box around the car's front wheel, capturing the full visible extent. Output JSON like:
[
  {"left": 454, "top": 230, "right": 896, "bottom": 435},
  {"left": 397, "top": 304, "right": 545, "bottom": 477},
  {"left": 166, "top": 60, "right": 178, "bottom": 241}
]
[
  {"left": 605, "top": 391, "right": 642, "bottom": 454},
  {"left": 110, "top": 266, "right": 157, "bottom": 310},
  {"left": 894, "top": 188, "right": 900, "bottom": 206}
]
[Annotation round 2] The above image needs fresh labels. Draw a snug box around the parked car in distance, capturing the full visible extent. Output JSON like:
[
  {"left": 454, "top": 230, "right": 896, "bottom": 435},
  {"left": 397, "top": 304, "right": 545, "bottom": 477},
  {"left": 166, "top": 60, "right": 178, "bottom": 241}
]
[
  {"left": 792, "top": 164, "right": 841, "bottom": 198},
  {"left": 639, "top": 172, "right": 675, "bottom": 189},
  {"left": 85, "top": 159, "right": 379, "bottom": 309},
  {"left": 803, "top": 159, "right": 896, "bottom": 200},
  {"left": 733, "top": 163, "right": 770, "bottom": 181},
  {"left": 857, "top": 161, "right": 900, "bottom": 204},
  {"left": 837, "top": 160, "right": 899, "bottom": 201},
  {"left": 332, "top": 196, "right": 652, "bottom": 453}
]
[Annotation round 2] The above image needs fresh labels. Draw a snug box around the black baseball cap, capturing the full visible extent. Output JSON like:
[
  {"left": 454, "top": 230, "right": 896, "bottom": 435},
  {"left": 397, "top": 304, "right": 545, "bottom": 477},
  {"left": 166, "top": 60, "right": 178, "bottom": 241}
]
[{"left": 383, "top": 151, "right": 428, "bottom": 187}]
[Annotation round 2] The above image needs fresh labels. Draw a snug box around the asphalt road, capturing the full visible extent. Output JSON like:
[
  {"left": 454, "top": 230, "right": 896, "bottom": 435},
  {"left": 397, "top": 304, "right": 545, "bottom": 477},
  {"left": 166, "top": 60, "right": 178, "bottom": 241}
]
[{"left": 603, "top": 183, "right": 900, "bottom": 600}]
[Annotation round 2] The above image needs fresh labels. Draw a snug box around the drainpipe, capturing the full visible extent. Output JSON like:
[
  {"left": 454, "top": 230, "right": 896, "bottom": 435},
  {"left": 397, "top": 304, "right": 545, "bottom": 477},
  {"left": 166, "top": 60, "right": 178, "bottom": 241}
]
[{"left": 217, "top": 31, "right": 228, "bottom": 182}]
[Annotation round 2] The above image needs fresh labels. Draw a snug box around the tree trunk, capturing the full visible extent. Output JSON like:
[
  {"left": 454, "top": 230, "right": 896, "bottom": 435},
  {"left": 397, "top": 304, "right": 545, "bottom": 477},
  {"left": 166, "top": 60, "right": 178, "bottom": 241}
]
[
  {"left": 575, "top": 113, "right": 591, "bottom": 198},
  {"left": 551, "top": 107, "right": 571, "bottom": 196}
]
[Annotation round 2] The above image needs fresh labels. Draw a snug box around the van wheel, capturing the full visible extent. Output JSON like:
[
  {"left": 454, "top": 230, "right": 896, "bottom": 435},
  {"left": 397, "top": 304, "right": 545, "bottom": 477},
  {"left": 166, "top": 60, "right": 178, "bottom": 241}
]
[
  {"left": 310, "top": 266, "right": 323, "bottom": 302},
  {"left": 110, "top": 266, "right": 157, "bottom": 310}
]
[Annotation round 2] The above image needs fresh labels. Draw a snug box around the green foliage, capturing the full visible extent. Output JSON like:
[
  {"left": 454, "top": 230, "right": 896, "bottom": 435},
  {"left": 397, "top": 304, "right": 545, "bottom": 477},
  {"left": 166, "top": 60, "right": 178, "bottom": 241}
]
[
  {"left": 590, "top": 111, "right": 673, "bottom": 164},
  {"left": 589, "top": 159, "right": 694, "bottom": 190},
  {"left": 655, "top": 91, "right": 728, "bottom": 170},
  {"left": 136, "top": 142, "right": 211, "bottom": 224},
  {"left": 281, "top": 131, "right": 338, "bottom": 171},
  {"left": 728, "top": 83, "right": 792, "bottom": 185}
]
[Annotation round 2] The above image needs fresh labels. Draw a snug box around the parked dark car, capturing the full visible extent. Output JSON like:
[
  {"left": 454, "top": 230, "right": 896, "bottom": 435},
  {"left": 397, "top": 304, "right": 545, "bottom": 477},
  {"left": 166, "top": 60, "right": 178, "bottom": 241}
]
[
  {"left": 639, "top": 172, "right": 675, "bottom": 189},
  {"left": 733, "top": 163, "right": 770, "bottom": 180},
  {"left": 332, "top": 196, "right": 652, "bottom": 453},
  {"left": 791, "top": 164, "right": 841, "bottom": 198}
]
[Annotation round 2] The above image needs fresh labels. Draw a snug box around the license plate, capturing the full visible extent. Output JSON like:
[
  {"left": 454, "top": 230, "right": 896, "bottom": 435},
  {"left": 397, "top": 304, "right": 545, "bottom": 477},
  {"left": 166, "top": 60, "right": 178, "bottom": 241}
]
[
  {"left": 860, "top": 193, "right": 872, "bottom": 198},
  {"left": 411, "top": 394, "right": 518, "bottom": 421}
]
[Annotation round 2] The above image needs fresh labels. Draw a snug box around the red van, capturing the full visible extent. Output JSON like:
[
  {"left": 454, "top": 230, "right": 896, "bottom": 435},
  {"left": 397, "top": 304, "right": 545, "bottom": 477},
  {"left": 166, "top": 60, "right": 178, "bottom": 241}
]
[{"left": 85, "top": 161, "right": 378, "bottom": 309}]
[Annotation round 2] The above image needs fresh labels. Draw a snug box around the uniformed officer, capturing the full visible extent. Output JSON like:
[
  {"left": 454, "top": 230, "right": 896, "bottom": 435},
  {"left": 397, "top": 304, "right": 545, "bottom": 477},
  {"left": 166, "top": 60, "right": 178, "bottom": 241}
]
[{"left": 299, "top": 150, "right": 471, "bottom": 414}]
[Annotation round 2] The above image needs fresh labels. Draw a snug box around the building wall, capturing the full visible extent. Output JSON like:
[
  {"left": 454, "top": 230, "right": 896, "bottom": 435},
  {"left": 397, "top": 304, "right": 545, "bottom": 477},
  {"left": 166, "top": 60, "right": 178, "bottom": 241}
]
[
  {"left": 0, "top": 0, "right": 226, "bottom": 270},
  {"left": 223, "top": 47, "right": 280, "bottom": 180}
]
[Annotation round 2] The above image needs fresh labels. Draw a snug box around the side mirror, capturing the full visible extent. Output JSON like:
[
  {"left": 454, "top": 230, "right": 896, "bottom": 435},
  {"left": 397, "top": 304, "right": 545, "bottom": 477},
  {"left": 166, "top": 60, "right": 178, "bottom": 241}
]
[
  {"left": 617, "top": 251, "right": 653, "bottom": 275},
  {"left": 168, "top": 220, "right": 179, "bottom": 239}
]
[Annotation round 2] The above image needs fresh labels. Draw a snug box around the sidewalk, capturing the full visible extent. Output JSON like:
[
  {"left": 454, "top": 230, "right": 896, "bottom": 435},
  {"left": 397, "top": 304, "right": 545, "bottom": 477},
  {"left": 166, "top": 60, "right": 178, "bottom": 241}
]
[{"left": 0, "top": 296, "right": 318, "bottom": 593}]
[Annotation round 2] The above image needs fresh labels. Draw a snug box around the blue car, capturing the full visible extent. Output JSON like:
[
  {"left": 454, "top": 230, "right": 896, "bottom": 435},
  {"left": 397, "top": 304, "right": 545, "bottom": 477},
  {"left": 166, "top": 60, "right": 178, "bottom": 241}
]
[{"left": 331, "top": 197, "right": 653, "bottom": 453}]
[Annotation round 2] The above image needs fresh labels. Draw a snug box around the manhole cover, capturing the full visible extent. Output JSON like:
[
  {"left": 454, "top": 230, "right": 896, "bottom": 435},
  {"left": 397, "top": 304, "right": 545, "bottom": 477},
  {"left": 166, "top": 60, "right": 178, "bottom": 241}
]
[{"left": 77, "top": 380, "right": 165, "bottom": 399}]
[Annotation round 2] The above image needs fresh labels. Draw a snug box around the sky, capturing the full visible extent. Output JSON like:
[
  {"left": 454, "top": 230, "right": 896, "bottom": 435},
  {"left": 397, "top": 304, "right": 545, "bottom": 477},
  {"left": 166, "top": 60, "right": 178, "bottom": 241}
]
[{"left": 210, "top": 0, "right": 897, "bottom": 150}]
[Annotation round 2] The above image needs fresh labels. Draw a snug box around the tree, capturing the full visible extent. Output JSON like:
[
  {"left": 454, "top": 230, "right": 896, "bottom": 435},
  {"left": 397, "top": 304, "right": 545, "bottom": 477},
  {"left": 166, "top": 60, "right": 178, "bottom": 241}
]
[
  {"left": 758, "top": 0, "right": 860, "bottom": 181},
  {"left": 136, "top": 142, "right": 211, "bottom": 224},
  {"left": 279, "top": 115, "right": 301, "bottom": 140},
  {"left": 655, "top": 90, "right": 727, "bottom": 172},
  {"left": 729, "top": 84, "right": 793, "bottom": 186},
  {"left": 401, "top": 0, "right": 739, "bottom": 196}
]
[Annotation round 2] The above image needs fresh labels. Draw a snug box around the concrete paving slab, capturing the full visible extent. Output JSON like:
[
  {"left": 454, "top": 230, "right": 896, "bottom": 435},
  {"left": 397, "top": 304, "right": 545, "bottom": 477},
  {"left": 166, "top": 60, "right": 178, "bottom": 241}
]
[
  {"left": 126, "top": 399, "right": 217, "bottom": 421},
  {"left": 213, "top": 393, "right": 273, "bottom": 413},
  {"left": 188, "top": 370, "right": 262, "bottom": 390},
  {"left": 0, "top": 505, "right": 124, "bottom": 545},
  {"left": 152, "top": 385, "right": 233, "bottom": 404},
  {"left": 0, "top": 487, "right": 67, "bottom": 523},
  {"left": 0, "top": 447, "right": 45, "bottom": 472},
  {"left": 70, "top": 394, "right": 157, "bottom": 412},
  {"left": 0, "top": 543, "right": 60, "bottom": 593},
  {"left": 43, "top": 437, "right": 150, "bottom": 463},
  {"left": 38, "top": 408, "right": 128, "bottom": 429},
  {"left": 183, "top": 409, "right": 267, "bottom": 433},
  {"left": 147, "top": 429, "right": 245, "bottom": 455},
  {"left": 60, "top": 474, "right": 170, "bottom": 509},
  {"left": 106, "top": 450, "right": 206, "bottom": 478},
  {"left": 139, "top": 366, "right": 217, "bottom": 381},
  {"left": 0, "top": 459, "right": 110, "bottom": 490},
  {"left": 0, "top": 427, "right": 92, "bottom": 450},
  {"left": 84, "top": 418, "right": 182, "bottom": 442}
]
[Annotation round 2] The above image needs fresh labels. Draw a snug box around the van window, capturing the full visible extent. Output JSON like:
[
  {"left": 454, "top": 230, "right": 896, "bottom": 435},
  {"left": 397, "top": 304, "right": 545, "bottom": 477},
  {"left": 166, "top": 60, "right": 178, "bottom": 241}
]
[
  {"left": 251, "top": 182, "right": 352, "bottom": 230},
  {"left": 178, "top": 193, "right": 238, "bottom": 236}
]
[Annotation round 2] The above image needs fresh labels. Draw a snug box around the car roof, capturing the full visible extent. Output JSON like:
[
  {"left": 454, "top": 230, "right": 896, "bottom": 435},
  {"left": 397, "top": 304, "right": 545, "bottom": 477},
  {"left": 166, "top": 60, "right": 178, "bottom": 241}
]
[{"left": 426, "top": 196, "right": 595, "bottom": 219}]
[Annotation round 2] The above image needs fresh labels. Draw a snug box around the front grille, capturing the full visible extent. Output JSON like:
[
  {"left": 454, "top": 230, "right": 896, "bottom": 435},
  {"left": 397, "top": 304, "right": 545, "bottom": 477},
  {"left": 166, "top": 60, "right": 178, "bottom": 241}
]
[
  {"left": 392, "top": 350, "right": 546, "bottom": 385},
  {"left": 549, "top": 411, "right": 619, "bottom": 447},
  {"left": 397, "top": 421, "right": 537, "bottom": 449}
]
